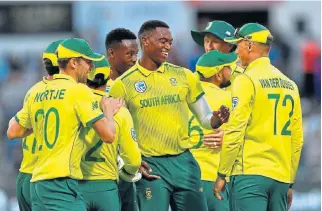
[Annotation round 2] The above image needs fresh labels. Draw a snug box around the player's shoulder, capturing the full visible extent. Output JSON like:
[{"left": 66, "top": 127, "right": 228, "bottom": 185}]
[
  {"left": 119, "top": 65, "right": 140, "bottom": 82},
  {"left": 164, "top": 62, "right": 191, "bottom": 73}
]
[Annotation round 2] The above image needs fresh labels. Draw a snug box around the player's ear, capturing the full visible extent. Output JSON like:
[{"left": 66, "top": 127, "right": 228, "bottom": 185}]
[
  {"left": 69, "top": 58, "right": 78, "bottom": 69},
  {"left": 141, "top": 36, "right": 149, "bottom": 48},
  {"left": 108, "top": 48, "right": 115, "bottom": 59}
]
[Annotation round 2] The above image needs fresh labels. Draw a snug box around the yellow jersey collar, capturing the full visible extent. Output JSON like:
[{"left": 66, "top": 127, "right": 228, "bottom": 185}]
[
  {"left": 201, "top": 81, "right": 220, "bottom": 90},
  {"left": 244, "top": 57, "right": 270, "bottom": 72},
  {"left": 42, "top": 76, "right": 49, "bottom": 84},
  {"left": 136, "top": 60, "right": 165, "bottom": 77},
  {"left": 92, "top": 89, "right": 107, "bottom": 97},
  {"left": 53, "top": 74, "right": 76, "bottom": 83}
]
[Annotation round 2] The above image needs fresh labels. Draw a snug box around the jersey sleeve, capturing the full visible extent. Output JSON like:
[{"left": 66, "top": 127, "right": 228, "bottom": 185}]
[
  {"left": 109, "top": 78, "right": 127, "bottom": 99},
  {"left": 74, "top": 85, "right": 104, "bottom": 127},
  {"left": 15, "top": 90, "right": 32, "bottom": 129},
  {"left": 116, "top": 108, "right": 141, "bottom": 175},
  {"left": 218, "top": 74, "right": 254, "bottom": 177},
  {"left": 185, "top": 69, "right": 205, "bottom": 104},
  {"left": 290, "top": 86, "right": 304, "bottom": 183}
]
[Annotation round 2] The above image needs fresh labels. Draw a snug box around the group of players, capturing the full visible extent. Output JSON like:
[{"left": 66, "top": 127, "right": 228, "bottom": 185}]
[{"left": 6, "top": 19, "right": 303, "bottom": 211}]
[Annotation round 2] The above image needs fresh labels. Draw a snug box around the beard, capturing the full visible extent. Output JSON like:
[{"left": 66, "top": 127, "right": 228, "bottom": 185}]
[
  {"left": 78, "top": 73, "right": 87, "bottom": 84},
  {"left": 219, "top": 80, "right": 231, "bottom": 89}
]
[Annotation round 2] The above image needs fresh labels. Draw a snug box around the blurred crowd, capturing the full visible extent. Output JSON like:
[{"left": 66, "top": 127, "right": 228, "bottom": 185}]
[{"left": 0, "top": 6, "right": 321, "bottom": 211}]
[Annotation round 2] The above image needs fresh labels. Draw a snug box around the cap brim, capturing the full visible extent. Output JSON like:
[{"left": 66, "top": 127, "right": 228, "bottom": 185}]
[
  {"left": 224, "top": 37, "right": 242, "bottom": 44},
  {"left": 191, "top": 30, "right": 207, "bottom": 46},
  {"left": 86, "top": 53, "right": 104, "bottom": 61}
]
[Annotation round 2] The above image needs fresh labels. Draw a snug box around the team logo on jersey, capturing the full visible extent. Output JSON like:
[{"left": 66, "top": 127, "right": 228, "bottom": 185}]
[
  {"left": 92, "top": 101, "right": 99, "bottom": 110},
  {"left": 232, "top": 97, "right": 239, "bottom": 110},
  {"left": 170, "top": 77, "right": 177, "bottom": 86},
  {"left": 134, "top": 81, "right": 147, "bottom": 93},
  {"left": 131, "top": 128, "right": 137, "bottom": 142},
  {"left": 145, "top": 188, "right": 152, "bottom": 200}
]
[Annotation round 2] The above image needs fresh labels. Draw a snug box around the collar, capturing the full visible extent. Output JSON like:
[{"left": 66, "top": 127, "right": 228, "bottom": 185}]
[
  {"left": 92, "top": 89, "right": 107, "bottom": 97},
  {"left": 244, "top": 57, "right": 270, "bottom": 72},
  {"left": 201, "top": 81, "right": 221, "bottom": 90},
  {"left": 136, "top": 60, "right": 166, "bottom": 77},
  {"left": 53, "top": 74, "right": 76, "bottom": 83},
  {"left": 42, "top": 76, "right": 49, "bottom": 84}
]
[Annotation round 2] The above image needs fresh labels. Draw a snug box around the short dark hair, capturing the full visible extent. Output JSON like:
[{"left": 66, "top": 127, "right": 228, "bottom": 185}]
[
  {"left": 105, "top": 28, "right": 137, "bottom": 49},
  {"left": 138, "top": 20, "right": 169, "bottom": 38},
  {"left": 43, "top": 58, "right": 59, "bottom": 76},
  {"left": 57, "top": 59, "right": 69, "bottom": 69},
  {"left": 87, "top": 73, "right": 108, "bottom": 88}
]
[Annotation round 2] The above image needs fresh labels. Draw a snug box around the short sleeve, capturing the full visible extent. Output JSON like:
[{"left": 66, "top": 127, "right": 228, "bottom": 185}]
[
  {"left": 185, "top": 69, "right": 205, "bottom": 104},
  {"left": 15, "top": 91, "right": 32, "bottom": 128}
]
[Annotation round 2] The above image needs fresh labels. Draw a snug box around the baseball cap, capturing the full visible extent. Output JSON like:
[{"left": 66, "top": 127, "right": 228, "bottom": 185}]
[
  {"left": 42, "top": 40, "right": 64, "bottom": 66},
  {"left": 191, "top": 20, "right": 235, "bottom": 46},
  {"left": 57, "top": 38, "right": 104, "bottom": 61},
  {"left": 196, "top": 50, "right": 238, "bottom": 78},
  {"left": 224, "top": 23, "right": 273, "bottom": 45},
  {"left": 87, "top": 54, "right": 110, "bottom": 85}
]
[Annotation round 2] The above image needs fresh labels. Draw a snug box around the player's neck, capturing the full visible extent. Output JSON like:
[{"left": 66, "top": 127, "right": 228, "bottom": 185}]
[
  {"left": 109, "top": 68, "right": 120, "bottom": 81},
  {"left": 95, "top": 86, "right": 106, "bottom": 92},
  {"left": 60, "top": 69, "right": 77, "bottom": 82},
  {"left": 202, "top": 76, "right": 220, "bottom": 87},
  {"left": 46, "top": 75, "right": 54, "bottom": 81},
  {"left": 139, "top": 56, "right": 161, "bottom": 71}
]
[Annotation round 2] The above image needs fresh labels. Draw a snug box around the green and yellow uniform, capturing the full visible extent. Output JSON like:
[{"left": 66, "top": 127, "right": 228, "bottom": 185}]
[
  {"left": 107, "top": 76, "right": 139, "bottom": 211},
  {"left": 190, "top": 50, "right": 237, "bottom": 211},
  {"left": 220, "top": 23, "right": 304, "bottom": 211},
  {"left": 14, "top": 40, "right": 63, "bottom": 211},
  {"left": 79, "top": 57, "right": 141, "bottom": 211},
  {"left": 29, "top": 38, "right": 104, "bottom": 211},
  {"left": 110, "top": 61, "right": 207, "bottom": 211},
  {"left": 15, "top": 77, "right": 49, "bottom": 211}
]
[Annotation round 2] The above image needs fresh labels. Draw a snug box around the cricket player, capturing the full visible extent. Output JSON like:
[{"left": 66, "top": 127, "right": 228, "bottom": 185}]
[
  {"left": 9, "top": 38, "right": 121, "bottom": 211},
  {"left": 105, "top": 28, "right": 141, "bottom": 211},
  {"left": 109, "top": 20, "right": 230, "bottom": 211},
  {"left": 79, "top": 55, "right": 141, "bottom": 211},
  {"left": 214, "top": 23, "right": 304, "bottom": 211},
  {"left": 191, "top": 20, "right": 244, "bottom": 89},
  {"left": 7, "top": 39, "right": 63, "bottom": 211},
  {"left": 190, "top": 50, "right": 238, "bottom": 211}
]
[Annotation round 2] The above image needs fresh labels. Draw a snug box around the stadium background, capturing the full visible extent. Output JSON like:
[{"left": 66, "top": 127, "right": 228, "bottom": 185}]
[{"left": 0, "top": 1, "right": 320, "bottom": 210}]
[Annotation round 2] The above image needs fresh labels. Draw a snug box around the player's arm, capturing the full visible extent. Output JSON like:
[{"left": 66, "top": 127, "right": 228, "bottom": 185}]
[
  {"left": 7, "top": 91, "right": 33, "bottom": 139},
  {"left": 118, "top": 108, "right": 142, "bottom": 174},
  {"left": 75, "top": 85, "right": 117, "bottom": 143},
  {"left": 217, "top": 74, "right": 254, "bottom": 178},
  {"left": 7, "top": 116, "right": 33, "bottom": 140},
  {"left": 185, "top": 69, "right": 229, "bottom": 129},
  {"left": 290, "top": 89, "right": 304, "bottom": 186}
]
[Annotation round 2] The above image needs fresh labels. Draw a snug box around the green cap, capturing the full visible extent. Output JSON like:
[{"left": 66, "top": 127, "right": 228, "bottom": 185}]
[
  {"left": 191, "top": 20, "right": 235, "bottom": 46},
  {"left": 57, "top": 38, "right": 104, "bottom": 61},
  {"left": 224, "top": 23, "right": 273, "bottom": 44},
  {"left": 42, "top": 40, "right": 64, "bottom": 66},
  {"left": 196, "top": 50, "right": 238, "bottom": 78},
  {"left": 88, "top": 55, "right": 111, "bottom": 83}
]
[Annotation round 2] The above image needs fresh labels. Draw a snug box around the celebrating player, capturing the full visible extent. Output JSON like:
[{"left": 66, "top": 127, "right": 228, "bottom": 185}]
[
  {"left": 214, "top": 23, "right": 304, "bottom": 211},
  {"left": 7, "top": 39, "right": 63, "bottom": 211},
  {"left": 109, "top": 20, "right": 230, "bottom": 211}
]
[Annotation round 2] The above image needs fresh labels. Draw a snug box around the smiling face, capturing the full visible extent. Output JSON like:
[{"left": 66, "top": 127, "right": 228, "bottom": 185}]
[{"left": 142, "top": 27, "right": 173, "bottom": 65}]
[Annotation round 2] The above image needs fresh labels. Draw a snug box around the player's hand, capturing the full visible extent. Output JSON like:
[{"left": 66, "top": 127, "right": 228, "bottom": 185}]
[
  {"left": 203, "top": 129, "right": 224, "bottom": 149},
  {"left": 213, "top": 176, "right": 226, "bottom": 200},
  {"left": 140, "top": 161, "right": 161, "bottom": 181},
  {"left": 100, "top": 97, "right": 124, "bottom": 115},
  {"left": 211, "top": 105, "right": 230, "bottom": 128},
  {"left": 287, "top": 188, "right": 293, "bottom": 210}
]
